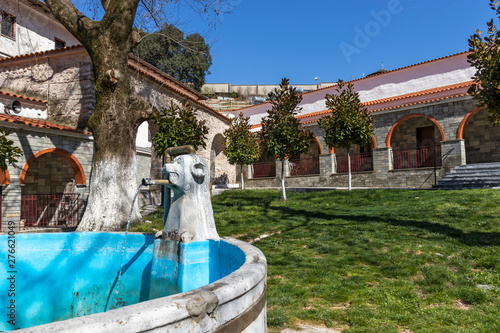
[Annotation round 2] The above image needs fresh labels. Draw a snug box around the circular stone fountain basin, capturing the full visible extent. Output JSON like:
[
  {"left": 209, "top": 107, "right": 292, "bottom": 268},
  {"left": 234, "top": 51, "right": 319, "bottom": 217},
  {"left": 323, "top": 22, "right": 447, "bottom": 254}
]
[{"left": 0, "top": 232, "right": 267, "bottom": 332}]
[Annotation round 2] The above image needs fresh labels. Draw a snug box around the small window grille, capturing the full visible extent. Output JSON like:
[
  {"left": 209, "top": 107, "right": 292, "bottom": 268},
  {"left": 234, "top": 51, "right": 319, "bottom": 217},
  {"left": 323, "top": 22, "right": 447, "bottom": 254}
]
[{"left": 1, "top": 12, "right": 15, "bottom": 39}]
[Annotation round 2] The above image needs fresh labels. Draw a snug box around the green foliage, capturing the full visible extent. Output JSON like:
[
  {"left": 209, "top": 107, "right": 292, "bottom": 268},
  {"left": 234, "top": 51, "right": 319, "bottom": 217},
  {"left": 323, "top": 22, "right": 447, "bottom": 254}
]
[
  {"left": 468, "top": 0, "right": 500, "bottom": 125},
  {"left": 259, "top": 78, "right": 313, "bottom": 161},
  {"left": 153, "top": 101, "right": 208, "bottom": 157},
  {"left": 223, "top": 112, "right": 260, "bottom": 166},
  {"left": 318, "top": 79, "right": 373, "bottom": 153},
  {"left": 0, "top": 128, "right": 22, "bottom": 171},
  {"left": 133, "top": 23, "right": 212, "bottom": 91}
]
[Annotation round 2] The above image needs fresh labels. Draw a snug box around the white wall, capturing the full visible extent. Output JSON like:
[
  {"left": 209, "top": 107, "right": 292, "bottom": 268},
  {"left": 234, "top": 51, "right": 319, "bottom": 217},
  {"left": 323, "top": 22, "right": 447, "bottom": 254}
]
[
  {"left": 0, "top": 0, "right": 80, "bottom": 58},
  {"left": 136, "top": 121, "right": 152, "bottom": 149},
  {"left": 0, "top": 97, "right": 47, "bottom": 119}
]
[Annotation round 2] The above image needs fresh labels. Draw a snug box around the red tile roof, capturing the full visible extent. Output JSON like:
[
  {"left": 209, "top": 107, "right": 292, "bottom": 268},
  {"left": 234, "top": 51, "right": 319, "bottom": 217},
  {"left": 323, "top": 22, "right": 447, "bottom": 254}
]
[
  {"left": 0, "top": 91, "right": 47, "bottom": 104},
  {"left": 250, "top": 81, "right": 473, "bottom": 129},
  {"left": 0, "top": 114, "right": 91, "bottom": 135},
  {"left": 0, "top": 46, "right": 230, "bottom": 124}
]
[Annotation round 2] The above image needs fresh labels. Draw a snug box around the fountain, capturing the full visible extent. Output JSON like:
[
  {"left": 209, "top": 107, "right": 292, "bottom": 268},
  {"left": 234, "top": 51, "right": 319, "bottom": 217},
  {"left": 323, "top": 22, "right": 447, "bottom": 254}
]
[{"left": 0, "top": 147, "right": 267, "bottom": 332}]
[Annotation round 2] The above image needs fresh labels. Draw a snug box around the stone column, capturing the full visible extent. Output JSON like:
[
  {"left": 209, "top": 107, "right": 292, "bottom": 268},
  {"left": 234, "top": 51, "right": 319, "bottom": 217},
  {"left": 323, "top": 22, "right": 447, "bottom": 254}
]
[
  {"left": 319, "top": 154, "right": 336, "bottom": 176},
  {"left": 373, "top": 147, "right": 393, "bottom": 173},
  {"left": 440, "top": 139, "right": 466, "bottom": 173},
  {"left": 1, "top": 184, "right": 22, "bottom": 232}
]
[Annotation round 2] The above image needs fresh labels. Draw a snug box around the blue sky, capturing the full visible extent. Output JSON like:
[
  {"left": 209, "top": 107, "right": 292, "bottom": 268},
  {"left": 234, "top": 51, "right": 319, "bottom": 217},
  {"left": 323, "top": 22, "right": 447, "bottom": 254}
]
[{"left": 175, "top": 0, "right": 494, "bottom": 85}]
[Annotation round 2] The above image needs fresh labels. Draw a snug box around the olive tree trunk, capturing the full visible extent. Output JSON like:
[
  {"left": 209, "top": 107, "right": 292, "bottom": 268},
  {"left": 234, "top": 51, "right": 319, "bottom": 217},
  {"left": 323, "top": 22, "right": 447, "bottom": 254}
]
[{"left": 45, "top": 0, "right": 153, "bottom": 230}]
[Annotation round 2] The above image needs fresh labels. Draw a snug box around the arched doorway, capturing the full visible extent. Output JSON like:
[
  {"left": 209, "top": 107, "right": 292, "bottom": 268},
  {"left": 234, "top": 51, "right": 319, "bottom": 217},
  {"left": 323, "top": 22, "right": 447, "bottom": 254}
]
[
  {"left": 252, "top": 142, "right": 277, "bottom": 178},
  {"left": 210, "top": 134, "right": 229, "bottom": 185},
  {"left": 20, "top": 149, "right": 84, "bottom": 228},
  {"left": 387, "top": 114, "right": 444, "bottom": 169},
  {"left": 460, "top": 108, "right": 500, "bottom": 164},
  {"left": 289, "top": 137, "right": 321, "bottom": 176},
  {"left": 334, "top": 136, "right": 376, "bottom": 173}
]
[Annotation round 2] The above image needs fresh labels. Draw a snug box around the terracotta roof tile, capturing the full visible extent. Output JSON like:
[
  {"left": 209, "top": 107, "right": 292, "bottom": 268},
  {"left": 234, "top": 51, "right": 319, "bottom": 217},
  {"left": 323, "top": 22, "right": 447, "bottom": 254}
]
[
  {"left": 0, "top": 114, "right": 90, "bottom": 135},
  {"left": 0, "top": 45, "right": 84, "bottom": 63},
  {"left": 251, "top": 81, "right": 473, "bottom": 128},
  {"left": 0, "top": 91, "right": 47, "bottom": 104},
  {"left": 0, "top": 46, "right": 230, "bottom": 124}
]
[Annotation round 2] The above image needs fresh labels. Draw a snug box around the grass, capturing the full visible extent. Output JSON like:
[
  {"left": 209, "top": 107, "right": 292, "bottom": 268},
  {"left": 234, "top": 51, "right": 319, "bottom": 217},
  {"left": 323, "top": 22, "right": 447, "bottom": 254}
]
[{"left": 132, "top": 189, "right": 500, "bottom": 332}]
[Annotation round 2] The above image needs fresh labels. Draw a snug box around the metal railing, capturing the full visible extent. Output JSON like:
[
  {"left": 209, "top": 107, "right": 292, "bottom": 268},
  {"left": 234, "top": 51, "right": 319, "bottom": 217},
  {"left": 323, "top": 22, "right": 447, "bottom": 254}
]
[
  {"left": 252, "top": 162, "right": 276, "bottom": 178},
  {"left": 419, "top": 147, "right": 455, "bottom": 188},
  {"left": 21, "top": 194, "right": 80, "bottom": 228},
  {"left": 392, "top": 146, "right": 442, "bottom": 170},
  {"left": 336, "top": 153, "right": 373, "bottom": 173},
  {"left": 290, "top": 157, "right": 320, "bottom": 176}
]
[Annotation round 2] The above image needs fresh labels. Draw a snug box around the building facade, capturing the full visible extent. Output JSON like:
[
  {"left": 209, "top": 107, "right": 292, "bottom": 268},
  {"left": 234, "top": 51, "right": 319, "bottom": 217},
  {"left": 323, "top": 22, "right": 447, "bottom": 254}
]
[
  {"left": 222, "top": 52, "right": 500, "bottom": 189},
  {"left": 0, "top": 0, "right": 235, "bottom": 231}
]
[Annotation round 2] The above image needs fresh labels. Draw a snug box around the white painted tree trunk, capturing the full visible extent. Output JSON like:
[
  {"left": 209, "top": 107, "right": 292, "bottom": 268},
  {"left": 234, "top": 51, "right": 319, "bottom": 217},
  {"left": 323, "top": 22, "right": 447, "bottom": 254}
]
[
  {"left": 77, "top": 155, "right": 141, "bottom": 231},
  {"left": 281, "top": 160, "right": 287, "bottom": 200},
  {"left": 348, "top": 151, "right": 352, "bottom": 191},
  {"left": 240, "top": 164, "right": 245, "bottom": 190}
]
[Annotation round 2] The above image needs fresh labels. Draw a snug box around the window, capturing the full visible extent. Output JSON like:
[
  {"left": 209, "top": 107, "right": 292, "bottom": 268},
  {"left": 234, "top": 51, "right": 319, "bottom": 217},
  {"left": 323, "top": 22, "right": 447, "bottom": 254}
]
[
  {"left": 1, "top": 12, "right": 15, "bottom": 39},
  {"left": 55, "top": 37, "right": 66, "bottom": 49}
]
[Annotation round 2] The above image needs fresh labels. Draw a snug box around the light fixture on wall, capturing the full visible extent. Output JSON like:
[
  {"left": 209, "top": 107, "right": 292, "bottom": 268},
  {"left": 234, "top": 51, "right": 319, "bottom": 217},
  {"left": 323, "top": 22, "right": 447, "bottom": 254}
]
[{"left": 5, "top": 100, "right": 22, "bottom": 115}]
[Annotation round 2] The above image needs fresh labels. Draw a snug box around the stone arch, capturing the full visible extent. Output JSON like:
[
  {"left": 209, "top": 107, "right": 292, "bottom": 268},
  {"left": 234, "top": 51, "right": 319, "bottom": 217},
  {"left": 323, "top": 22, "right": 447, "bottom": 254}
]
[
  {"left": 210, "top": 133, "right": 228, "bottom": 184},
  {"left": 313, "top": 135, "right": 323, "bottom": 155},
  {"left": 459, "top": 107, "right": 500, "bottom": 164},
  {"left": 290, "top": 136, "right": 322, "bottom": 176},
  {"left": 386, "top": 113, "right": 446, "bottom": 148},
  {"left": 0, "top": 169, "right": 10, "bottom": 185},
  {"left": 20, "top": 148, "right": 86, "bottom": 185},
  {"left": 457, "top": 107, "right": 483, "bottom": 140}
]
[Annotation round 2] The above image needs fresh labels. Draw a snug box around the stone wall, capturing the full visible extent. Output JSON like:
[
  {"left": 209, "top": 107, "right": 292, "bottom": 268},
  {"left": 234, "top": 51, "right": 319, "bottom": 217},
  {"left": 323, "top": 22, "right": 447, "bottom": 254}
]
[
  {"left": 0, "top": 49, "right": 95, "bottom": 129},
  {"left": 22, "top": 153, "right": 75, "bottom": 194},
  {"left": 133, "top": 75, "right": 235, "bottom": 184},
  {"left": 463, "top": 108, "right": 500, "bottom": 164},
  {"left": 243, "top": 98, "right": 482, "bottom": 189},
  {"left": 1, "top": 127, "right": 93, "bottom": 231}
]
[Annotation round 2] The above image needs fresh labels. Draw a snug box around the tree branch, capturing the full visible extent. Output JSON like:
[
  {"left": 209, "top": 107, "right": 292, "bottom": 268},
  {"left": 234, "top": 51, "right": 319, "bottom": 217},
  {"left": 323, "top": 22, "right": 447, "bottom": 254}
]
[{"left": 44, "top": 0, "right": 96, "bottom": 45}]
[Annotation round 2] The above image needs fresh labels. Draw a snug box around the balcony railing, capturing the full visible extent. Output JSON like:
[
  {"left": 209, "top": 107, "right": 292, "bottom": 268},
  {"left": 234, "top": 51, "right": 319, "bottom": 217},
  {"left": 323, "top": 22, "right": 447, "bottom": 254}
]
[
  {"left": 21, "top": 194, "right": 80, "bottom": 228},
  {"left": 290, "top": 157, "right": 320, "bottom": 176},
  {"left": 336, "top": 153, "right": 373, "bottom": 173},
  {"left": 392, "top": 146, "right": 442, "bottom": 170},
  {"left": 252, "top": 162, "right": 276, "bottom": 178}
]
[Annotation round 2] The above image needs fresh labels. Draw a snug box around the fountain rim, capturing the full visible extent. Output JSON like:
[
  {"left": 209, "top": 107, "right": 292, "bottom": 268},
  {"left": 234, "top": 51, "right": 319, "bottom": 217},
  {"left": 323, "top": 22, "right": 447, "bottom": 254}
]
[{"left": 16, "top": 236, "right": 267, "bottom": 333}]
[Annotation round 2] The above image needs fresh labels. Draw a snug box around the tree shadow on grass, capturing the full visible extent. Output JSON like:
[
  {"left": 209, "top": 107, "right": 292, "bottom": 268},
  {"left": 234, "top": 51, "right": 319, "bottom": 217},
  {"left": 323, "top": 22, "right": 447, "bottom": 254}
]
[{"left": 213, "top": 191, "right": 500, "bottom": 248}]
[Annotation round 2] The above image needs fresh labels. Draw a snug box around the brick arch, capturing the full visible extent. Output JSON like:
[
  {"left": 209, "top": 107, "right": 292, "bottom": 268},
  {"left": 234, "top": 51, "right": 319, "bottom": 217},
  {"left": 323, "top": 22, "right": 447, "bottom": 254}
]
[
  {"left": 0, "top": 169, "right": 10, "bottom": 185},
  {"left": 457, "top": 107, "right": 484, "bottom": 140},
  {"left": 328, "top": 135, "right": 377, "bottom": 154},
  {"left": 20, "top": 148, "right": 86, "bottom": 185},
  {"left": 312, "top": 135, "right": 323, "bottom": 155},
  {"left": 386, "top": 113, "right": 446, "bottom": 148}
]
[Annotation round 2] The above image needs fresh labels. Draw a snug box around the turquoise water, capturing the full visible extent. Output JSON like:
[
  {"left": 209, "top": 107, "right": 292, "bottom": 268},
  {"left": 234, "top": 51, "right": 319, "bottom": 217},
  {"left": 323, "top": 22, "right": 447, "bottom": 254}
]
[{"left": 0, "top": 233, "right": 244, "bottom": 331}]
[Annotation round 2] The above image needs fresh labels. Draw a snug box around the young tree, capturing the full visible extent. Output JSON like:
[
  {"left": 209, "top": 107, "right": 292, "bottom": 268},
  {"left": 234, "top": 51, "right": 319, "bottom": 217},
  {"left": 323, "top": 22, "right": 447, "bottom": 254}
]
[
  {"left": 223, "top": 112, "right": 260, "bottom": 190},
  {"left": 153, "top": 101, "right": 209, "bottom": 156},
  {"left": 43, "top": 0, "right": 222, "bottom": 231},
  {"left": 468, "top": 0, "right": 500, "bottom": 125},
  {"left": 133, "top": 23, "right": 212, "bottom": 91},
  {"left": 0, "top": 128, "right": 22, "bottom": 171},
  {"left": 260, "top": 78, "right": 313, "bottom": 200},
  {"left": 318, "top": 80, "right": 373, "bottom": 190}
]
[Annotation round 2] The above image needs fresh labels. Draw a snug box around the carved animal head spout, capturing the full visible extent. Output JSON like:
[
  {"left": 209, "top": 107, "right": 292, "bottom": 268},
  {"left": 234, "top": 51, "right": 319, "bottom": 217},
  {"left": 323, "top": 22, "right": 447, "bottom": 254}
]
[{"left": 161, "top": 154, "right": 219, "bottom": 243}]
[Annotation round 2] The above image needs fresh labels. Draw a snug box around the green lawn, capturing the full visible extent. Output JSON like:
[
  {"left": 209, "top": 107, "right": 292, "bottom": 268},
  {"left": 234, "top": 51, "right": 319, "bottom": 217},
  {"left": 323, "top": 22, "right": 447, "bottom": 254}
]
[{"left": 133, "top": 189, "right": 500, "bottom": 333}]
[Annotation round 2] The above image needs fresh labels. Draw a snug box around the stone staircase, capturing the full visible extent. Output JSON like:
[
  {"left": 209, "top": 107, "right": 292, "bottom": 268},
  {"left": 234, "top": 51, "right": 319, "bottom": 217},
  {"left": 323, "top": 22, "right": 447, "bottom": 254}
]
[{"left": 434, "top": 162, "right": 500, "bottom": 189}]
